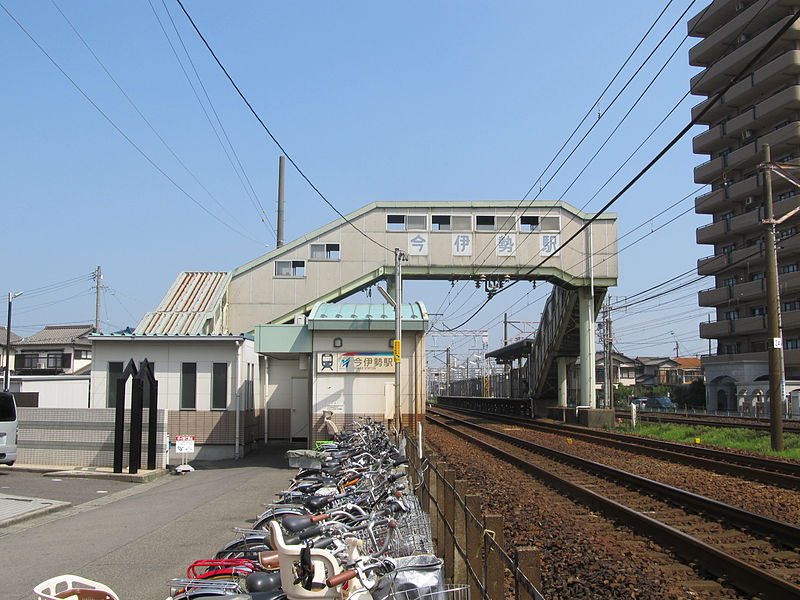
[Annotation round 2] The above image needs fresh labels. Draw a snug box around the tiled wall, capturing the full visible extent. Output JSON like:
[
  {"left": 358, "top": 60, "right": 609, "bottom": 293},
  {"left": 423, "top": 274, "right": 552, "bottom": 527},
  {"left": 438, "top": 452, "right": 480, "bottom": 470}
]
[
  {"left": 168, "top": 409, "right": 264, "bottom": 445},
  {"left": 18, "top": 408, "right": 168, "bottom": 468},
  {"left": 267, "top": 408, "right": 291, "bottom": 440}
]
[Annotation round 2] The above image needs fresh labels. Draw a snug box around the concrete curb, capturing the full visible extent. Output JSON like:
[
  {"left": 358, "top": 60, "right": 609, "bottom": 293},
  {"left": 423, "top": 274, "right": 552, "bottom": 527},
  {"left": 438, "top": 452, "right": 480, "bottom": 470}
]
[
  {"left": 0, "top": 499, "right": 72, "bottom": 528},
  {"left": 48, "top": 468, "right": 169, "bottom": 484}
]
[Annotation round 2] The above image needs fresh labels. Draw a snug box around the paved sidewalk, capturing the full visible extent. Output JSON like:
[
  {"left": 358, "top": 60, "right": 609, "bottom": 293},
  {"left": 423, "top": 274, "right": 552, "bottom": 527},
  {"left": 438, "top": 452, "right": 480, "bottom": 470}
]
[
  {"left": 2, "top": 445, "right": 295, "bottom": 600},
  {"left": 0, "top": 493, "right": 70, "bottom": 526}
]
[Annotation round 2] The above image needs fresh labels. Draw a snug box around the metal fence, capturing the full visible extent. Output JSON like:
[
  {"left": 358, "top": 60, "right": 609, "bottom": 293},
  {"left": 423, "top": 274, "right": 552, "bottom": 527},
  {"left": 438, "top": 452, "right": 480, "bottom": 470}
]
[{"left": 406, "top": 431, "right": 546, "bottom": 600}]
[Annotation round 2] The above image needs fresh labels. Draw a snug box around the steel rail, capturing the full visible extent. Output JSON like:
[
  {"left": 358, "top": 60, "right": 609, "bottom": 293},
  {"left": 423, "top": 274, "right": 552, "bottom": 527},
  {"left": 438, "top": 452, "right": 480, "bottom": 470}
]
[
  {"left": 427, "top": 414, "right": 800, "bottom": 600},
  {"left": 430, "top": 404, "right": 800, "bottom": 488},
  {"left": 615, "top": 410, "right": 800, "bottom": 432}
]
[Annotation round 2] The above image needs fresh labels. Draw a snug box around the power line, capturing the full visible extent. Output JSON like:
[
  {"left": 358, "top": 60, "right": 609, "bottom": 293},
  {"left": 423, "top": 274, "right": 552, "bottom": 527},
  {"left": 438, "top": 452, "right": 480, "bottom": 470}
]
[
  {"left": 174, "top": 0, "right": 393, "bottom": 254},
  {"left": 0, "top": 1, "right": 264, "bottom": 245},
  {"left": 157, "top": 0, "right": 276, "bottom": 237},
  {"left": 446, "top": 3, "right": 800, "bottom": 330},
  {"left": 49, "top": 0, "right": 258, "bottom": 239}
]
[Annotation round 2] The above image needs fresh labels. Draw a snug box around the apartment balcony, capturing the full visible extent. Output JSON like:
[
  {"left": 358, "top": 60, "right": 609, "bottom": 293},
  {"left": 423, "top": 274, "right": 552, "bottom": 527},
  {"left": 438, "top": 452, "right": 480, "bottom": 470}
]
[
  {"left": 733, "top": 278, "right": 766, "bottom": 302},
  {"left": 700, "top": 318, "right": 733, "bottom": 338},
  {"left": 690, "top": 0, "right": 795, "bottom": 65},
  {"left": 775, "top": 194, "right": 800, "bottom": 223},
  {"left": 695, "top": 188, "right": 728, "bottom": 214},
  {"left": 696, "top": 218, "right": 730, "bottom": 244},
  {"left": 691, "top": 50, "right": 800, "bottom": 124},
  {"left": 725, "top": 50, "right": 800, "bottom": 107},
  {"left": 698, "top": 253, "right": 729, "bottom": 275},
  {"left": 698, "top": 285, "right": 732, "bottom": 306},
  {"left": 726, "top": 174, "right": 760, "bottom": 202},
  {"left": 693, "top": 123, "right": 730, "bottom": 154},
  {"left": 725, "top": 140, "right": 758, "bottom": 173},
  {"left": 694, "top": 155, "right": 725, "bottom": 184},
  {"left": 729, "top": 243, "right": 764, "bottom": 266},
  {"left": 726, "top": 86, "right": 800, "bottom": 138},
  {"left": 688, "top": 0, "right": 746, "bottom": 38},
  {"left": 782, "top": 309, "right": 800, "bottom": 329},
  {"left": 736, "top": 314, "right": 767, "bottom": 334},
  {"left": 690, "top": 17, "right": 800, "bottom": 96},
  {"left": 780, "top": 270, "right": 800, "bottom": 295}
]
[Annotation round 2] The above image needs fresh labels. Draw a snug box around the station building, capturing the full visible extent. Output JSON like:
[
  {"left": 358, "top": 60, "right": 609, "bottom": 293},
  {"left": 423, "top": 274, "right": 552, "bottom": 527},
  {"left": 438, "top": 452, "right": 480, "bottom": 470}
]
[{"left": 89, "top": 200, "right": 616, "bottom": 460}]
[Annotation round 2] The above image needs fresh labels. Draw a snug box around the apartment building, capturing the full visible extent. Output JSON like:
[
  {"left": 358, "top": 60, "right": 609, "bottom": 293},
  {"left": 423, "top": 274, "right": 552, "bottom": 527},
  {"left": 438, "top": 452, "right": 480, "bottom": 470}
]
[{"left": 690, "top": 0, "right": 800, "bottom": 409}]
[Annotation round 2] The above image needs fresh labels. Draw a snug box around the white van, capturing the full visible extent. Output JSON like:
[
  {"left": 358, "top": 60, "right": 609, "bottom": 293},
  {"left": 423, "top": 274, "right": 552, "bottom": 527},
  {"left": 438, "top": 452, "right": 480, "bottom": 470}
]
[{"left": 0, "top": 391, "right": 18, "bottom": 466}]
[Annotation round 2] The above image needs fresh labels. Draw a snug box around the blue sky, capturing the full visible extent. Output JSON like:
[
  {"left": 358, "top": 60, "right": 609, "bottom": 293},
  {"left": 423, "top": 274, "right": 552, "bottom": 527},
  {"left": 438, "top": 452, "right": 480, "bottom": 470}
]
[{"left": 1, "top": 0, "right": 712, "bottom": 360}]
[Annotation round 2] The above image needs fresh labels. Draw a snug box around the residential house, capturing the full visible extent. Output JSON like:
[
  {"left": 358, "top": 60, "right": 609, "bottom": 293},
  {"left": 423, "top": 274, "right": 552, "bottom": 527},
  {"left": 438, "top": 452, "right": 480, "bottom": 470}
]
[
  {"left": 13, "top": 325, "right": 93, "bottom": 375},
  {"left": 635, "top": 357, "right": 705, "bottom": 388}
]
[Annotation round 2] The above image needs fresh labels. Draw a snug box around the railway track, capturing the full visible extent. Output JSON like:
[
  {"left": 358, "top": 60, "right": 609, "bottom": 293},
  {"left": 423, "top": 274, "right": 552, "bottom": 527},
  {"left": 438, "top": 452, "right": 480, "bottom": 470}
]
[
  {"left": 426, "top": 410, "right": 800, "bottom": 599},
  {"left": 429, "top": 404, "right": 800, "bottom": 490}
]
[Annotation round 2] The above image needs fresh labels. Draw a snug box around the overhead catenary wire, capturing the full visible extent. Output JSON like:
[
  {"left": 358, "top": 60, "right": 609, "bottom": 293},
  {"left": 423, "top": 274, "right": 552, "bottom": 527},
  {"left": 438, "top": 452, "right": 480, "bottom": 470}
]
[
  {"left": 174, "top": 0, "right": 393, "bottom": 254},
  {"left": 0, "top": 1, "right": 264, "bottom": 245},
  {"left": 445, "top": 2, "right": 800, "bottom": 331}
]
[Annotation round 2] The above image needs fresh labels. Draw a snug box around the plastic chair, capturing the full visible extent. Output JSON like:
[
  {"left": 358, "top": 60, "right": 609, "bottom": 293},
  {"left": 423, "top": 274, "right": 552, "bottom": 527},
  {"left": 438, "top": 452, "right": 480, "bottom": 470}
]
[{"left": 33, "top": 575, "right": 118, "bottom": 600}]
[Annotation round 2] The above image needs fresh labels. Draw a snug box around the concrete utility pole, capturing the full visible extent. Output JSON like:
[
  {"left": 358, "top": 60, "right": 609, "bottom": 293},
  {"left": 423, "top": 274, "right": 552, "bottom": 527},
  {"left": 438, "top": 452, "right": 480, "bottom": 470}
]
[
  {"left": 277, "top": 155, "right": 285, "bottom": 248},
  {"left": 93, "top": 266, "right": 102, "bottom": 333},
  {"left": 603, "top": 299, "right": 613, "bottom": 409},
  {"left": 4, "top": 292, "right": 22, "bottom": 392},
  {"left": 393, "top": 249, "right": 405, "bottom": 436},
  {"left": 761, "top": 144, "right": 785, "bottom": 452},
  {"left": 446, "top": 346, "right": 451, "bottom": 395}
]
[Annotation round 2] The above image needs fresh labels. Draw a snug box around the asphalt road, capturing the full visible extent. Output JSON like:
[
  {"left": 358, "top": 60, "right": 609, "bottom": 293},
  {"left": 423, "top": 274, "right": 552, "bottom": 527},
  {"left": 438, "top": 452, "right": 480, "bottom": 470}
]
[
  {"left": 0, "top": 470, "right": 135, "bottom": 506},
  {"left": 1, "top": 445, "right": 295, "bottom": 600}
]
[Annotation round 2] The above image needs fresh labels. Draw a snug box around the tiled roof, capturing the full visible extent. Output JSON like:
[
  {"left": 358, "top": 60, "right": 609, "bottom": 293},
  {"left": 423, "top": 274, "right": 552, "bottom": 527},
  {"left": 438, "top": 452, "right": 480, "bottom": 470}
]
[
  {"left": 17, "top": 325, "right": 93, "bottom": 346},
  {"left": 0, "top": 327, "right": 21, "bottom": 345},
  {"left": 675, "top": 357, "right": 702, "bottom": 368},
  {"left": 136, "top": 271, "right": 230, "bottom": 335}
]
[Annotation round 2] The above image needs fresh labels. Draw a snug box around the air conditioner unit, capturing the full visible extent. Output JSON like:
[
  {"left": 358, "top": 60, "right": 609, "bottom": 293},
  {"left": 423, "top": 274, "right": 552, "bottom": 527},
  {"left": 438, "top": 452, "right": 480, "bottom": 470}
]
[
  {"left": 742, "top": 129, "right": 754, "bottom": 140},
  {"left": 735, "top": 2, "right": 746, "bottom": 12},
  {"left": 745, "top": 196, "right": 755, "bottom": 206},
  {"left": 294, "top": 314, "right": 308, "bottom": 325},
  {"left": 737, "top": 33, "right": 750, "bottom": 45}
]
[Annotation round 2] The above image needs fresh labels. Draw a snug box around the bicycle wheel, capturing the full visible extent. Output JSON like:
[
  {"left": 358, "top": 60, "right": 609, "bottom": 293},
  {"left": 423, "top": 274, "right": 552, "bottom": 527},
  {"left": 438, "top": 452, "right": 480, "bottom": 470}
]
[{"left": 215, "top": 539, "right": 272, "bottom": 560}]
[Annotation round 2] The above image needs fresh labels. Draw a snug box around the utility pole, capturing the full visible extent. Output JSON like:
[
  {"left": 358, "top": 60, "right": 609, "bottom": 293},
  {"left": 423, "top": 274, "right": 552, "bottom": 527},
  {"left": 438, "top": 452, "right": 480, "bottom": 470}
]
[
  {"left": 761, "top": 144, "right": 785, "bottom": 451},
  {"left": 446, "top": 346, "right": 451, "bottom": 395},
  {"left": 277, "top": 155, "right": 285, "bottom": 248},
  {"left": 4, "top": 292, "right": 23, "bottom": 392},
  {"left": 601, "top": 298, "right": 613, "bottom": 409},
  {"left": 93, "top": 266, "right": 102, "bottom": 333}
]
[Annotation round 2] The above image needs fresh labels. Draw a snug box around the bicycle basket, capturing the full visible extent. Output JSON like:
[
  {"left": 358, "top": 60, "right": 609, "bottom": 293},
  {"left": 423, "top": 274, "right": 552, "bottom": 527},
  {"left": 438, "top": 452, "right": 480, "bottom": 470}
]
[{"left": 385, "top": 584, "right": 470, "bottom": 600}]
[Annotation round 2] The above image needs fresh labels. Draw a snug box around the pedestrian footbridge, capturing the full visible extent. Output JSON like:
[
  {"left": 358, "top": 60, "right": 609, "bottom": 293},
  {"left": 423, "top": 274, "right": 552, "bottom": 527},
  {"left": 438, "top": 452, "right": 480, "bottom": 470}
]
[{"left": 137, "top": 201, "right": 617, "bottom": 408}]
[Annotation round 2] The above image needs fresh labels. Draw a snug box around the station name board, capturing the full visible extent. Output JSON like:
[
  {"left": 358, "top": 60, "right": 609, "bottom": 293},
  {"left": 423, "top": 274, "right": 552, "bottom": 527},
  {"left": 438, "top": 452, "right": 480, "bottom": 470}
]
[{"left": 316, "top": 352, "right": 395, "bottom": 373}]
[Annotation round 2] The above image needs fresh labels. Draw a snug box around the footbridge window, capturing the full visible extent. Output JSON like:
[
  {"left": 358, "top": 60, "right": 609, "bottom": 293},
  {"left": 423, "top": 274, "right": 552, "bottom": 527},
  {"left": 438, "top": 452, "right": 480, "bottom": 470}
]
[
  {"left": 275, "top": 260, "right": 306, "bottom": 277},
  {"left": 310, "top": 243, "right": 340, "bottom": 260},
  {"left": 431, "top": 215, "right": 472, "bottom": 231},
  {"left": 387, "top": 214, "right": 426, "bottom": 230},
  {"left": 476, "top": 215, "right": 515, "bottom": 231}
]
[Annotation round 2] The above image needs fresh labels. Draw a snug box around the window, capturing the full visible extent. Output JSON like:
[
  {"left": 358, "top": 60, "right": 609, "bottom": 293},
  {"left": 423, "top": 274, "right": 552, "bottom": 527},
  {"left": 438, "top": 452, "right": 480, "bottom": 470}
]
[
  {"left": 107, "top": 361, "right": 123, "bottom": 408},
  {"left": 723, "top": 310, "right": 739, "bottom": 320},
  {"left": 520, "top": 216, "right": 540, "bottom": 232},
  {"left": 310, "top": 243, "right": 340, "bottom": 260},
  {"left": 75, "top": 349, "right": 91, "bottom": 360},
  {"left": 778, "top": 191, "right": 796, "bottom": 202},
  {"left": 784, "top": 301, "right": 800, "bottom": 311},
  {"left": 275, "top": 260, "right": 306, "bottom": 277},
  {"left": 750, "top": 272, "right": 765, "bottom": 281},
  {"left": 386, "top": 214, "right": 426, "bottom": 230},
  {"left": 212, "top": 363, "right": 228, "bottom": 410},
  {"left": 47, "top": 353, "right": 61, "bottom": 369},
  {"left": 720, "top": 211, "right": 735, "bottom": 222},
  {"left": 779, "top": 226, "right": 798, "bottom": 240},
  {"left": 722, "top": 343, "right": 740, "bottom": 354},
  {"left": 19, "top": 353, "right": 39, "bottom": 369},
  {"left": 750, "top": 306, "right": 765, "bottom": 316},
  {"left": 786, "top": 338, "right": 800, "bottom": 350},
  {"left": 181, "top": 363, "right": 197, "bottom": 410},
  {"left": 722, "top": 276, "right": 738, "bottom": 287},
  {"left": 475, "top": 215, "right": 515, "bottom": 231},
  {"left": 721, "top": 243, "right": 736, "bottom": 254},
  {"left": 431, "top": 215, "right": 471, "bottom": 231},
  {"left": 780, "top": 263, "right": 799, "bottom": 274}
]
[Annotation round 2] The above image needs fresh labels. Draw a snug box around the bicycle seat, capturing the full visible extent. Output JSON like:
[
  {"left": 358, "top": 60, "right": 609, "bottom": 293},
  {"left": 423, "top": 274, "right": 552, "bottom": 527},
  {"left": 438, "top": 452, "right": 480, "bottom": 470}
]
[
  {"left": 303, "top": 496, "right": 331, "bottom": 511},
  {"left": 282, "top": 515, "right": 315, "bottom": 533}
]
